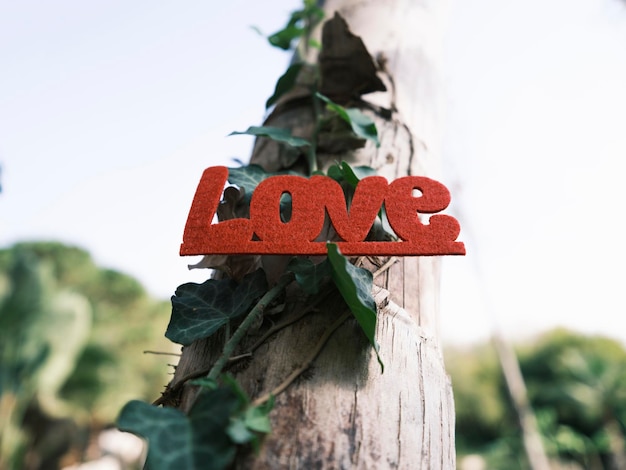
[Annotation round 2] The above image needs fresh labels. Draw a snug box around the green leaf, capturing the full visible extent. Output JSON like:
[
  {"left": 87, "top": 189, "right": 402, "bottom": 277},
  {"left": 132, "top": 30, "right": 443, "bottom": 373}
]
[
  {"left": 229, "top": 126, "right": 310, "bottom": 148},
  {"left": 221, "top": 373, "right": 250, "bottom": 405},
  {"left": 326, "top": 243, "right": 383, "bottom": 372},
  {"left": 189, "top": 377, "right": 218, "bottom": 390},
  {"left": 118, "top": 401, "right": 194, "bottom": 470},
  {"left": 226, "top": 418, "right": 254, "bottom": 444},
  {"left": 222, "top": 375, "right": 273, "bottom": 450},
  {"left": 344, "top": 109, "right": 380, "bottom": 147},
  {"left": 286, "top": 257, "right": 331, "bottom": 295},
  {"left": 326, "top": 164, "right": 343, "bottom": 182},
  {"left": 316, "top": 93, "right": 380, "bottom": 147},
  {"left": 337, "top": 162, "right": 360, "bottom": 187},
  {"left": 227, "top": 402, "right": 273, "bottom": 451},
  {"left": 227, "top": 165, "right": 295, "bottom": 214},
  {"left": 266, "top": 3, "right": 324, "bottom": 50},
  {"left": 343, "top": 161, "right": 377, "bottom": 182},
  {"left": 188, "top": 390, "right": 240, "bottom": 465},
  {"left": 326, "top": 162, "right": 375, "bottom": 187},
  {"left": 244, "top": 405, "right": 273, "bottom": 433},
  {"left": 228, "top": 164, "right": 298, "bottom": 197},
  {"left": 268, "top": 24, "right": 304, "bottom": 50},
  {"left": 227, "top": 164, "right": 271, "bottom": 203},
  {"left": 166, "top": 269, "right": 268, "bottom": 345},
  {"left": 266, "top": 63, "right": 303, "bottom": 108},
  {"left": 325, "top": 162, "right": 394, "bottom": 240},
  {"left": 117, "top": 390, "right": 240, "bottom": 470},
  {"left": 308, "top": 38, "right": 321, "bottom": 49}
]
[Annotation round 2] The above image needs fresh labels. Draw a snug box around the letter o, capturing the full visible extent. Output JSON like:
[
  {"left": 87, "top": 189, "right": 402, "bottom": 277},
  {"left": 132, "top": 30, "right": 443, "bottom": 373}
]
[{"left": 250, "top": 175, "right": 325, "bottom": 243}]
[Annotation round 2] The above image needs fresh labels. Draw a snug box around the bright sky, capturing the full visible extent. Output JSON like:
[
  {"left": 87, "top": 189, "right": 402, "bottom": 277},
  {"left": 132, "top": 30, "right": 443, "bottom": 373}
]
[{"left": 1, "top": 0, "right": 625, "bottom": 345}]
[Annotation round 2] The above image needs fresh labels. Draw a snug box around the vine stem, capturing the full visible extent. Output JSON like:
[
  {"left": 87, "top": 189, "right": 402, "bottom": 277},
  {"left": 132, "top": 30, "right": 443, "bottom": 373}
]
[
  {"left": 227, "top": 289, "right": 329, "bottom": 363},
  {"left": 251, "top": 310, "right": 351, "bottom": 407},
  {"left": 143, "top": 350, "right": 181, "bottom": 357},
  {"left": 206, "top": 273, "right": 294, "bottom": 381},
  {"left": 308, "top": 90, "right": 321, "bottom": 174},
  {"left": 245, "top": 285, "right": 332, "bottom": 353}
]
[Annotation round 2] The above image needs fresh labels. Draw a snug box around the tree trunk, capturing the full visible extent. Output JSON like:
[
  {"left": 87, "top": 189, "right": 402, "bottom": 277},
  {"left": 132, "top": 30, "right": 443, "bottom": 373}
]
[{"left": 171, "top": 0, "right": 455, "bottom": 467}]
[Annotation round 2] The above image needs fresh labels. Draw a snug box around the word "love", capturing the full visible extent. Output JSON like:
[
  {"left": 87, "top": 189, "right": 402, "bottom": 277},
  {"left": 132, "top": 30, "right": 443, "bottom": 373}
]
[{"left": 181, "top": 166, "right": 465, "bottom": 256}]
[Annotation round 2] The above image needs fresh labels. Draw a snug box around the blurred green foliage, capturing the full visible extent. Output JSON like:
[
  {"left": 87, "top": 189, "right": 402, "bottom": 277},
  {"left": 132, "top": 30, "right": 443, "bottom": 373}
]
[
  {"left": 447, "top": 328, "right": 626, "bottom": 469},
  {"left": 0, "top": 241, "right": 174, "bottom": 469}
]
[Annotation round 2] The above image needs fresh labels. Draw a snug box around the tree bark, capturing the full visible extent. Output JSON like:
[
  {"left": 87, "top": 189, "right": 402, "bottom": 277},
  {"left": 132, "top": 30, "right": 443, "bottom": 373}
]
[{"left": 171, "top": 0, "right": 455, "bottom": 468}]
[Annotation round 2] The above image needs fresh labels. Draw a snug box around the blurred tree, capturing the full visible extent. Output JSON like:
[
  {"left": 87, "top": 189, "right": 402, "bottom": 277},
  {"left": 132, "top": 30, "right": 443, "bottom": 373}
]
[
  {"left": 445, "top": 343, "right": 511, "bottom": 448},
  {"left": 0, "top": 241, "right": 173, "bottom": 469},
  {"left": 0, "top": 248, "right": 55, "bottom": 469},
  {"left": 448, "top": 329, "right": 626, "bottom": 469},
  {"left": 446, "top": 343, "right": 532, "bottom": 469},
  {"left": 520, "top": 329, "right": 626, "bottom": 469}
]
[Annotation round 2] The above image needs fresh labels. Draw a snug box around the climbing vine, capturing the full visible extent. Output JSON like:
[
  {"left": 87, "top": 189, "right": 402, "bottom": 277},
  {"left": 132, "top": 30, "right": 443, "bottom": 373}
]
[{"left": 117, "top": 3, "right": 390, "bottom": 468}]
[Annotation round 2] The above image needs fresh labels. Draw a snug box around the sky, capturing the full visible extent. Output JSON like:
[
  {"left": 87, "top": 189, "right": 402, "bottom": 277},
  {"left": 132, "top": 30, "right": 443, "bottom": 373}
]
[{"left": 1, "top": 0, "right": 625, "bottom": 346}]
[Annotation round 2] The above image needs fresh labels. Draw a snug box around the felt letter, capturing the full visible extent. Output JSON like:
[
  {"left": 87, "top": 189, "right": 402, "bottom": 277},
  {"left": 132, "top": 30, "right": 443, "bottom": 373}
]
[
  {"left": 310, "top": 175, "right": 388, "bottom": 242},
  {"left": 180, "top": 166, "right": 465, "bottom": 256},
  {"left": 181, "top": 166, "right": 231, "bottom": 255},
  {"left": 385, "top": 176, "right": 451, "bottom": 240},
  {"left": 250, "top": 175, "right": 326, "bottom": 243}
]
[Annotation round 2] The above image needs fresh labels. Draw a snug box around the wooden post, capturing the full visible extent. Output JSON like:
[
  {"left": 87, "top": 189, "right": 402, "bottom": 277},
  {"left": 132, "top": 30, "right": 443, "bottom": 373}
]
[{"left": 171, "top": 1, "right": 456, "bottom": 467}]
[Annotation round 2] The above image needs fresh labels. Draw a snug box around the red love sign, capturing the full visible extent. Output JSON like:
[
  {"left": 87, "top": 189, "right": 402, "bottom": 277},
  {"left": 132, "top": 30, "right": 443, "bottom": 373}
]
[{"left": 181, "top": 166, "right": 465, "bottom": 256}]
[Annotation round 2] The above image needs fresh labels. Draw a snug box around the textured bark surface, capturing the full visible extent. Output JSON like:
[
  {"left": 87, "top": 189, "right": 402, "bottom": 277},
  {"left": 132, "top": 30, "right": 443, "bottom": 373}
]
[{"left": 170, "top": 0, "right": 455, "bottom": 468}]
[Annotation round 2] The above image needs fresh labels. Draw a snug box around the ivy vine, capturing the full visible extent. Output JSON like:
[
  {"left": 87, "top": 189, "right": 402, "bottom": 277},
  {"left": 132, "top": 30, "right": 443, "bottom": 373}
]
[{"left": 117, "top": 3, "right": 390, "bottom": 468}]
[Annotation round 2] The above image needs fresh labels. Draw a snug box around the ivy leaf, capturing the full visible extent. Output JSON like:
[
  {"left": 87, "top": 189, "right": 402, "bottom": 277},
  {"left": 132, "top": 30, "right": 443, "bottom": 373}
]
[
  {"left": 229, "top": 126, "right": 310, "bottom": 148},
  {"left": 188, "top": 390, "right": 240, "bottom": 464},
  {"left": 189, "top": 377, "right": 218, "bottom": 390},
  {"left": 316, "top": 93, "right": 380, "bottom": 147},
  {"left": 243, "top": 401, "right": 273, "bottom": 433},
  {"left": 226, "top": 418, "right": 254, "bottom": 445},
  {"left": 326, "top": 164, "right": 343, "bottom": 182},
  {"left": 227, "top": 165, "right": 296, "bottom": 211},
  {"left": 226, "top": 401, "right": 273, "bottom": 449},
  {"left": 343, "top": 161, "right": 376, "bottom": 183},
  {"left": 326, "top": 243, "right": 384, "bottom": 372},
  {"left": 221, "top": 373, "right": 250, "bottom": 405},
  {"left": 286, "top": 257, "right": 331, "bottom": 295},
  {"left": 268, "top": 24, "right": 304, "bottom": 50},
  {"left": 343, "top": 109, "right": 380, "bottom": 147},
  {"left": 222, "top": 374, "right": 273, "bottom": 451},
  {"left": 266, "top": 2, "right": 324, "bottom": 50},
  {"left": 166, "top": 269, "right": 268, "bottom": 345},
  {"left": 117, "top": 401, "right": 194, "bottom": 469},
  {"left": 325, "top": 162, "right": 395, "bottom": 241},
  {"left": 336, "top": 161, "right": 360, "bottom": 187},
  {"left": 117, "top": 389, "right": 240, "bottom": 470},
  {"left": 266, "top": 63, "right": 303, "bottom": 108},
  {"left": 308, "top": 38, "right": 321, "bottom": 49},
  {"left": 227, "top": 164, "right": 271, "bottom": 203},
  {"left": 327, "top": 161, "right": 377, "bottom": 187}
]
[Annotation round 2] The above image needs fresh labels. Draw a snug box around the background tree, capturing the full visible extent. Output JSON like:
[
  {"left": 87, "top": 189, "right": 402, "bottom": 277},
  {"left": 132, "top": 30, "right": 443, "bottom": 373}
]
[
  {"left": 447, "top": 328, "right": 626, "bottom": 469},
  {"left": 521, "top": 329, "right": 626, "bottom": 469},
  {"left": 0, "top": 242, "right": 172, "bottom": 469}
]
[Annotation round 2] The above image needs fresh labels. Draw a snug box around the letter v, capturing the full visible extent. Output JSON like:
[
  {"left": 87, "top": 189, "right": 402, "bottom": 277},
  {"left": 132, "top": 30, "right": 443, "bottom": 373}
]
[{"left": 310, "top": 175, "right": 388, "bottom": 242}]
